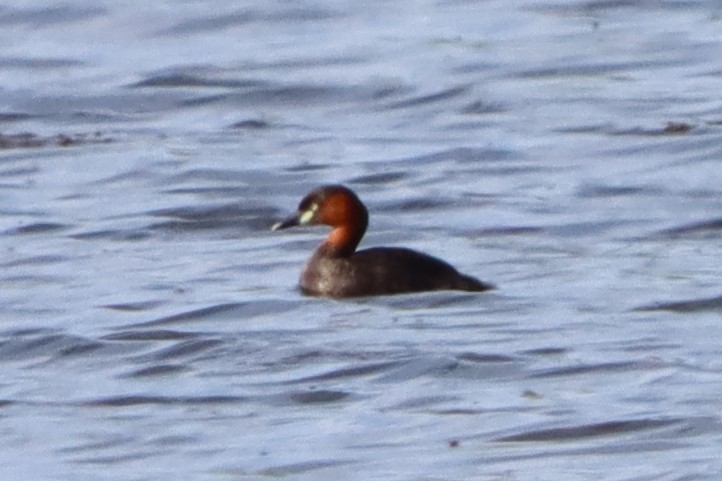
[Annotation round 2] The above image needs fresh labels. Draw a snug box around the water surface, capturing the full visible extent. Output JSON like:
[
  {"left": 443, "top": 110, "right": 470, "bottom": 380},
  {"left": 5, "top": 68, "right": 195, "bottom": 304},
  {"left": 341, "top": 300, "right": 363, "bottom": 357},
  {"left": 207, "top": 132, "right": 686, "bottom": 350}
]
[{"left": 1, "top": 1, "right": 722, "bottom": 480}]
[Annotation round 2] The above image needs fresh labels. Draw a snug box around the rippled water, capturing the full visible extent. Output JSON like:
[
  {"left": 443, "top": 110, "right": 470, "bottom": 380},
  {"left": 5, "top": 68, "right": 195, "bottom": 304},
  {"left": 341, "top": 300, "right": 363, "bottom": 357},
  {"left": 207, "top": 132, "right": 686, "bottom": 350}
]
[{"left": 2, "top": 1, "right": 722, "bottom": 480}]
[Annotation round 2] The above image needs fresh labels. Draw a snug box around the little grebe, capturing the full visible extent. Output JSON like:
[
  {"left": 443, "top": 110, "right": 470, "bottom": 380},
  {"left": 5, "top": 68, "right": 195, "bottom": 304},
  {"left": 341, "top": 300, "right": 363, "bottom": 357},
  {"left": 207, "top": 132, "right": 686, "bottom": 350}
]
[{"left": 272, "top": 185, "right": 494, "bottom": 297}]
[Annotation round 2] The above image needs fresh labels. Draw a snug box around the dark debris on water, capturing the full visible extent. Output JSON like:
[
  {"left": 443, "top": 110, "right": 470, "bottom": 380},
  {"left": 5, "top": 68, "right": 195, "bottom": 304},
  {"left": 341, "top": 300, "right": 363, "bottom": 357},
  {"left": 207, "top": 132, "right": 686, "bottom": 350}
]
[{"left": 0, "top": 131, "right": 112, "bottom": 150}]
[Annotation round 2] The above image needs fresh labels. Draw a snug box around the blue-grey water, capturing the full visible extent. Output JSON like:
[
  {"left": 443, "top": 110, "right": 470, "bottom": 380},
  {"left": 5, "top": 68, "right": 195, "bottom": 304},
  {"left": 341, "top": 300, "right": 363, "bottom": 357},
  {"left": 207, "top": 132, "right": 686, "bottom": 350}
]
[{"left": 2, "top": 1, "right": 722, "bottom": 480}]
